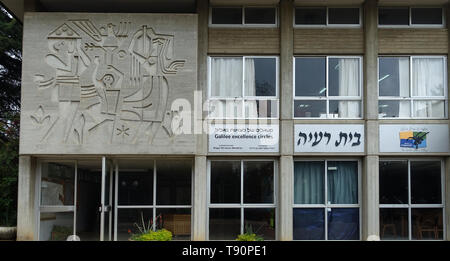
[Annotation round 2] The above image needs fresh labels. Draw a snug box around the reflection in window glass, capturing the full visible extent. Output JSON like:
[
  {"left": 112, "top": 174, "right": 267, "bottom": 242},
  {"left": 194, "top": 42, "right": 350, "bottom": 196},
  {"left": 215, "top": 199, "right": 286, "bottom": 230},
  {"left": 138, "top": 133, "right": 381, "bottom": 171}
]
[
  {"left": 294, "top": 161, "right": 325, "bottom": 204},
  {"left": 295, "top": 57, "right": 326, "bottom": 96},
  {"left": 244, "top": 8, "right": 276, "bottom": 24},
  {"left": 294, "top": 100, "right": 326, "bottom": 118},
  {"left": 295, "top": 8, "right": 326, "bottom": 25},
  {"left": 211, "top": 8, "right": 242, "bottom": 24},
  {"left": 209, "top": 208, "right": 241, "bottom": 240},
  {"left": 118, "top": 172, "right": 153, "bottom": 206},
  {"left": 210, "top": 161, "right": 241, "bottom": 204},
  {"left": 378, "top": 8, "right": 409, "bottom": 25},
  {"left": 412, "top": 208, "right": 443, "bottom": 240},
  {"left": 413, "top": 100, "right": 445, "bottom": 118},
  {"left": 39, "top": 212, "right": 74, "bottom": 241},
  {"left": 244, "top": 161, "right": 274, "bottom": 204},
  {"left": 156, "top": 160, "right": 192, "bottom": 205},
  {"left": 379, "top": 161, "right": 408, "bottom": 204},
  {"left": 328, "top": 58, "right": 360, "bottom": 97},
  {"left": 245, "top": 58, "right": 276, "bottom": 97},
  {"left": 380, "top": 208, "right": 409, "bottom": 240},
  {"left": 327, "top": 161, "right": 358, "bottom": 204},
  {"left": 327, "top": 208, "right": 359, "bottom": 240},
  {"left": 328, "top": 8, "right": 360, "bottom": 24},
  {"left": 379, "top": 57, "right": 410, "bottom": 97},
  {"left": 244, "top": 100, "right": 278, "bottom": 118},
  {"left": 379, "top": 100, "right": 410, "bottom": 118},
  {"left": 329, "top": 100, "right": 360, "bottom": 118},
  {"left": 41, "top": 162, "right": 75, "bottom": 206},
  {"left": 157, "top": 208, "right": 191, "bottom": 241},
  {"left": 293, "top": 208, "right": 325, "bottom": 240},
  {"left": 410, "top": 161, "right": 442, "bottom": 204},
  {"left": 411, "top": 8, "right": 443, "bottom": 25},
  {"left": 244, "top": 208, "right": 276, "bottom": 240}
]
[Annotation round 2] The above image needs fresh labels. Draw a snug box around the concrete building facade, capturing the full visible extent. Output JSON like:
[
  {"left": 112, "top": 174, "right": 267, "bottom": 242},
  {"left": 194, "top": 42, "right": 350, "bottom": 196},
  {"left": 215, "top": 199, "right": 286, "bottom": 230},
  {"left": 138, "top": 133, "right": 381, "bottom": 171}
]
[{"left": 3, "top": 0, "right": 450, "bottom": 241}]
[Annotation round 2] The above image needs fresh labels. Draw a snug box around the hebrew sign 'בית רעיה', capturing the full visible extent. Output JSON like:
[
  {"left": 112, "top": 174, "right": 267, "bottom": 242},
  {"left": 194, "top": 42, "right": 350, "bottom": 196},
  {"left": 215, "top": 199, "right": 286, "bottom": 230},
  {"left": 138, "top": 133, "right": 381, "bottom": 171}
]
[
  {"left": 294, "top": 124, "right": 365, "bottom": 153},
  {"left": 20, "top": 13, "right": 197, "bottom": 155}
]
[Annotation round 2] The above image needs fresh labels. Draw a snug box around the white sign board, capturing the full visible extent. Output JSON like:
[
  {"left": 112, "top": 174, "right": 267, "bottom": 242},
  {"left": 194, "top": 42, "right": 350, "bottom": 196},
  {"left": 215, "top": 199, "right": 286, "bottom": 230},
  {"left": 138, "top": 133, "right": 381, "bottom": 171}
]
[
  {"left": 379, "top": 124, "right": 449, "bottom": 153},
  {"left": 294, "top": 124, "right": 365, "bottom": 153},
  {"left": 209, "top": 124, "right": 279, "bottom": 152}
]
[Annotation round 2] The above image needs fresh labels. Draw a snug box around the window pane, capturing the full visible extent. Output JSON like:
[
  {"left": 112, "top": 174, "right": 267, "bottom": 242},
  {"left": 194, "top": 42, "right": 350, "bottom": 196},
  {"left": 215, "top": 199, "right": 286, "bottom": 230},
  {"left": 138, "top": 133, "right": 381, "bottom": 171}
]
[
  {"left": 293, "top": 208, "right": 325, "bottom": 240},
  {"left": 243, "top": 161, "right": 274, "bottom": 204},
  {"left": 411, "top": 161, "right": 442, "bottom": 204},
  {"left": 156, "top": 208, "right": 191, "bottom": 240},
  {"left": 412, "top": 58, "right": 445, "bottom": 97},
  {"left": 244, "top": 99, "right": 278, "bottom": 118},
  {"left": 379, "top": 57, "right": 410, "bottom": 97},
  {"left": 117, "top": 209, "right": 153, "bottom": 241},
  {"left": 379, "top": 8, "right": 409, "bottom": 25},
  {"left": 41, "top": 162, "right": 75, "bottom": 206},
  {"left": 379, "top": 100, "right": 411, "bottom": 118},
  {"left": 211, "top": 8, "right": 242, "bottom": 24},
  {"left": 245, "top": 58, "right": 276, "bottom": 97},
  {"left": 294, "top": 100, "right": 326, "bottom": 118},
  {"left": 412, "top": 208, "right": 443, "bottom": 240},
  {"left": 210, "top": 161, "right": 241, "bottom": 204},
  {"left": 327, "top": 161, "right": 358, "bottom": 204},
  {"left": 118, "top": 172, "right": 153, "bottom": 205},
  {"left": 380, "top": 208, "right": 408, "bottom": 240},
  {"left": 411, "top": 8, "right": 442, "bottom": 25},
  {"left": 295, "top": 8, "right": 326, "bottom": 25},
  {"left": 245, "top": 8, "right": 276, "bottom": 24},
  {"left": 328, "top": 8, "right": 360, "bottom": 24},
  {"left": 329, "top": 58, "right": 360, "bottom": 97},
  {"left": 294, "top": 161, "right": 325, "bottom": 204},
  {"left": 39, "top": 212, "right": 74, "bottom": 241},
  {"left": 379, "top": 161, "right": 408, "bottom": 204},
  {"left": 329, "top": 100, "right": 361, "bottom": 118},
  {"left": 209, "top": 208, "right": 241, "bottom": 240},
  {"left": 207, "top": 99, "right": 243, "bottom": 119},
  {"left": 211, "top": 58, "right": 243, "bottom": 97},
  {"left": 156, "top": 160, "right": 191, "bottom": 205},
  {"left": 413, "top": 100, "right": 445, "bottom": 118},
  {"left": 327, "top": 208, "right": 359, "bottom": 240},
  {"left": 244, "top": 208, "right": 276, "bottom": 240},
  {"left": 295, "top": 57, "right": 326, "bottom": 96}
]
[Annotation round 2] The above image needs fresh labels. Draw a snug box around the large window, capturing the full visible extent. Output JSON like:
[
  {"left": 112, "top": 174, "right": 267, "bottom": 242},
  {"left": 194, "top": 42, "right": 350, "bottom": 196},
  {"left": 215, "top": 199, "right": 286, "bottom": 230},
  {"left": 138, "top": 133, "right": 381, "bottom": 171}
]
[
  {"left": 293, "top": 160, "right": 360, "bottom": 240},
  {"left": 294, "top": 56, "right": 362, "bottom": 118},
  {"left": 378, "top": 56, "right": 447, "bottom": 119},
  {"left": 208, "top": 56, "right": 279, "bottom": 119},
  {"left": 379, "top": 7, "right": 444, "bottom": 27},
  {"left": 208, "top": 160, "right": 276, "bottom": 240},
  {"left": 379, "top": 160, "right": 444, "bottom": 240},
  {"left": 210, "top": 6, "right": 277, "bottom": 26},
  {"left": 295, "top": 7, "right": 361, "bottom": 27}
]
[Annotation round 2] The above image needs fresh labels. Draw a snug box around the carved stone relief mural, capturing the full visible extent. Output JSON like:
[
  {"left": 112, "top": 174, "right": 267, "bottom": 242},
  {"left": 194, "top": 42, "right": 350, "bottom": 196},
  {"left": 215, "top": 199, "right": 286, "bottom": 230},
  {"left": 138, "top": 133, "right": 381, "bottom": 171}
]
[{"left": 21, "top": 13, "right": 197, "bottom": 154}]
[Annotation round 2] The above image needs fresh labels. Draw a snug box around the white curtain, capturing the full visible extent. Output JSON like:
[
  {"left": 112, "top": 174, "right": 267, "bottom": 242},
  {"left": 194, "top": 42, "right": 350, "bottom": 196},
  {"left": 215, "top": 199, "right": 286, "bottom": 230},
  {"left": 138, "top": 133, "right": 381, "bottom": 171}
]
[
  {"left": 244, "top": 58, "right": 259, "bottom": 117},
  {"left": 398, "top": 57, "right": 410, "bottom": 117},
  {"left": 211, "top": 58, "right": 242, "bottom": 97},
  {"left": 412, "top": 58, "right": 445, "bottom": 117},
  {"left": 338, "top": 58, "right": 360, "bottom": 118}
]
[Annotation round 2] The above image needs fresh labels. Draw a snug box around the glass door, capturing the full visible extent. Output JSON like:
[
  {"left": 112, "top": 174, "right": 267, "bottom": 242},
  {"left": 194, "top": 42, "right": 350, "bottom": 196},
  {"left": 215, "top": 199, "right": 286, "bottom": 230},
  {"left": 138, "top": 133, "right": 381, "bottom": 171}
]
[{"left": 100, "top": 157, "right": 115, "bottom": 241}]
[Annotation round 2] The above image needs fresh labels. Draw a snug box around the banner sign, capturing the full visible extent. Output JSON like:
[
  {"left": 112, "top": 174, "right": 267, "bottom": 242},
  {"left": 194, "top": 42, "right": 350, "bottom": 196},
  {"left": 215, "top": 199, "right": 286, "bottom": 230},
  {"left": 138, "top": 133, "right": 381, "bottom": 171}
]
[
  {"left": 209, "top": 124, "right": 279, "bottom": 153},
  {"left": 294, "top": 124, "right": 364, "bottom": 153},
  {"left": 379, "top": 124, "right": 449, "bottom": 153}
]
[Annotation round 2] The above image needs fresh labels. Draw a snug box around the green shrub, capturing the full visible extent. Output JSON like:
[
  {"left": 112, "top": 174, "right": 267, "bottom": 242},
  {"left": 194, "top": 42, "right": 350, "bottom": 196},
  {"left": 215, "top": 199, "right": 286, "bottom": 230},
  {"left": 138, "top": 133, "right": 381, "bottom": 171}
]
[
  {"left": 131, "top": 229, "right": 173, "bottom": 241},
  {"left": 236, "top": 233, "right": 263, "bottom": 241}
]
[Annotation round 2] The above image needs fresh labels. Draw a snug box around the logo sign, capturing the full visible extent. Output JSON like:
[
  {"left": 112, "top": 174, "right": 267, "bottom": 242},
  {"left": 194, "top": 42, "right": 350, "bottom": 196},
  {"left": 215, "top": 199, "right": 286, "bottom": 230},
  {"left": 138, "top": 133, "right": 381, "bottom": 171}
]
[
  {"left": 209, "top": 124, "right": 279, "bottom": 153},
  {"left": 294, "top": 124, "right": 364, "bottom": 153},
  {"left": 380, "top": 124, "right": 449, "bottom": 153}
]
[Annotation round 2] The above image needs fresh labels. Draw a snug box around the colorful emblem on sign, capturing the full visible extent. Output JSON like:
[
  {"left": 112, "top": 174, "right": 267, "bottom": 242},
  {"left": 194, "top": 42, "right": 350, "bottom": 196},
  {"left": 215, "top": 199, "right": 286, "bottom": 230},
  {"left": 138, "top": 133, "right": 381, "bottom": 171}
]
[{"left": 399, "top": 131, "right": 429, "bottom": 149}]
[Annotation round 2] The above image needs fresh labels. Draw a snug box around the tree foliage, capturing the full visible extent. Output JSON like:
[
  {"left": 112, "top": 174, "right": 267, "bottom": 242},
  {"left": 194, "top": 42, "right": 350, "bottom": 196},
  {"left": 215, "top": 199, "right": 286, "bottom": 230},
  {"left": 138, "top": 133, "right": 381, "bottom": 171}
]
[{"left": 0, "top": 5, "right": 22, "bottom": 226}]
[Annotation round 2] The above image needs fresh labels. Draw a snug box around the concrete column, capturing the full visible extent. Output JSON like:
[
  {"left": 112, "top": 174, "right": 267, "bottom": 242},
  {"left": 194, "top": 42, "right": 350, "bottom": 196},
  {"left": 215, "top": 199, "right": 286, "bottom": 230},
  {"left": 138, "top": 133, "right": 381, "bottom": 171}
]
[
  {"left": 278, "top": 0, "right": 294, "bottom": 241},
  {"left": 362, "top": 0, "right": 380, "bottom": 241},
  {"left": 192, "top": 156, "right": 207, "bottom": 240},
  {"left": 278, "top": 155, "right": 293, "bottom": 241},
  {"left": 445, "top": 157, "right": 450, "bottom": 241},
  {"left": 16, "top": 156, "right": 36, "bottom": 241}
]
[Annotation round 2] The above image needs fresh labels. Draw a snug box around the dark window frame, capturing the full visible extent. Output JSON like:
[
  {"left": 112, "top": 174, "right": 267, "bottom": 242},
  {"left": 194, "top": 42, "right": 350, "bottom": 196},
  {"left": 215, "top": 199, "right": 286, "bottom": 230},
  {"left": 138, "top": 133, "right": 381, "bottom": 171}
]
[
  {"left": 294, "top": 6, "right": 362, "bottom": 27},
  {"left": 209, "top": 6, "right": 278, "bottom": 27},
  {"left": 378, "top": 6, "right": 445, "bottom": 27}
]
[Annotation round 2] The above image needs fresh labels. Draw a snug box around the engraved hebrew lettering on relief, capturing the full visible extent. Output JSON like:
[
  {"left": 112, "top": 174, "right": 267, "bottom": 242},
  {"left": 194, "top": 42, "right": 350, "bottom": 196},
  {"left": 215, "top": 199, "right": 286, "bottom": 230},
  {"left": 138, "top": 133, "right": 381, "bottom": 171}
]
[{"left": 33, "top": 19, "right": 186, "bottom": 145}]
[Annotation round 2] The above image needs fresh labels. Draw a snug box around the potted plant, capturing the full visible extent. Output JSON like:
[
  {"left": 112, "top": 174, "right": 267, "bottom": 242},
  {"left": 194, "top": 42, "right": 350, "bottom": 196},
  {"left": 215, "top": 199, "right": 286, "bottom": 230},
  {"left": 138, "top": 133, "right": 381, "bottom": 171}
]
[
  {"left": 128, "top": 212, "right": 173, "bottom": 241},
  {"left": 236, "top": 224, "right": 264, "bottom": 241}
]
